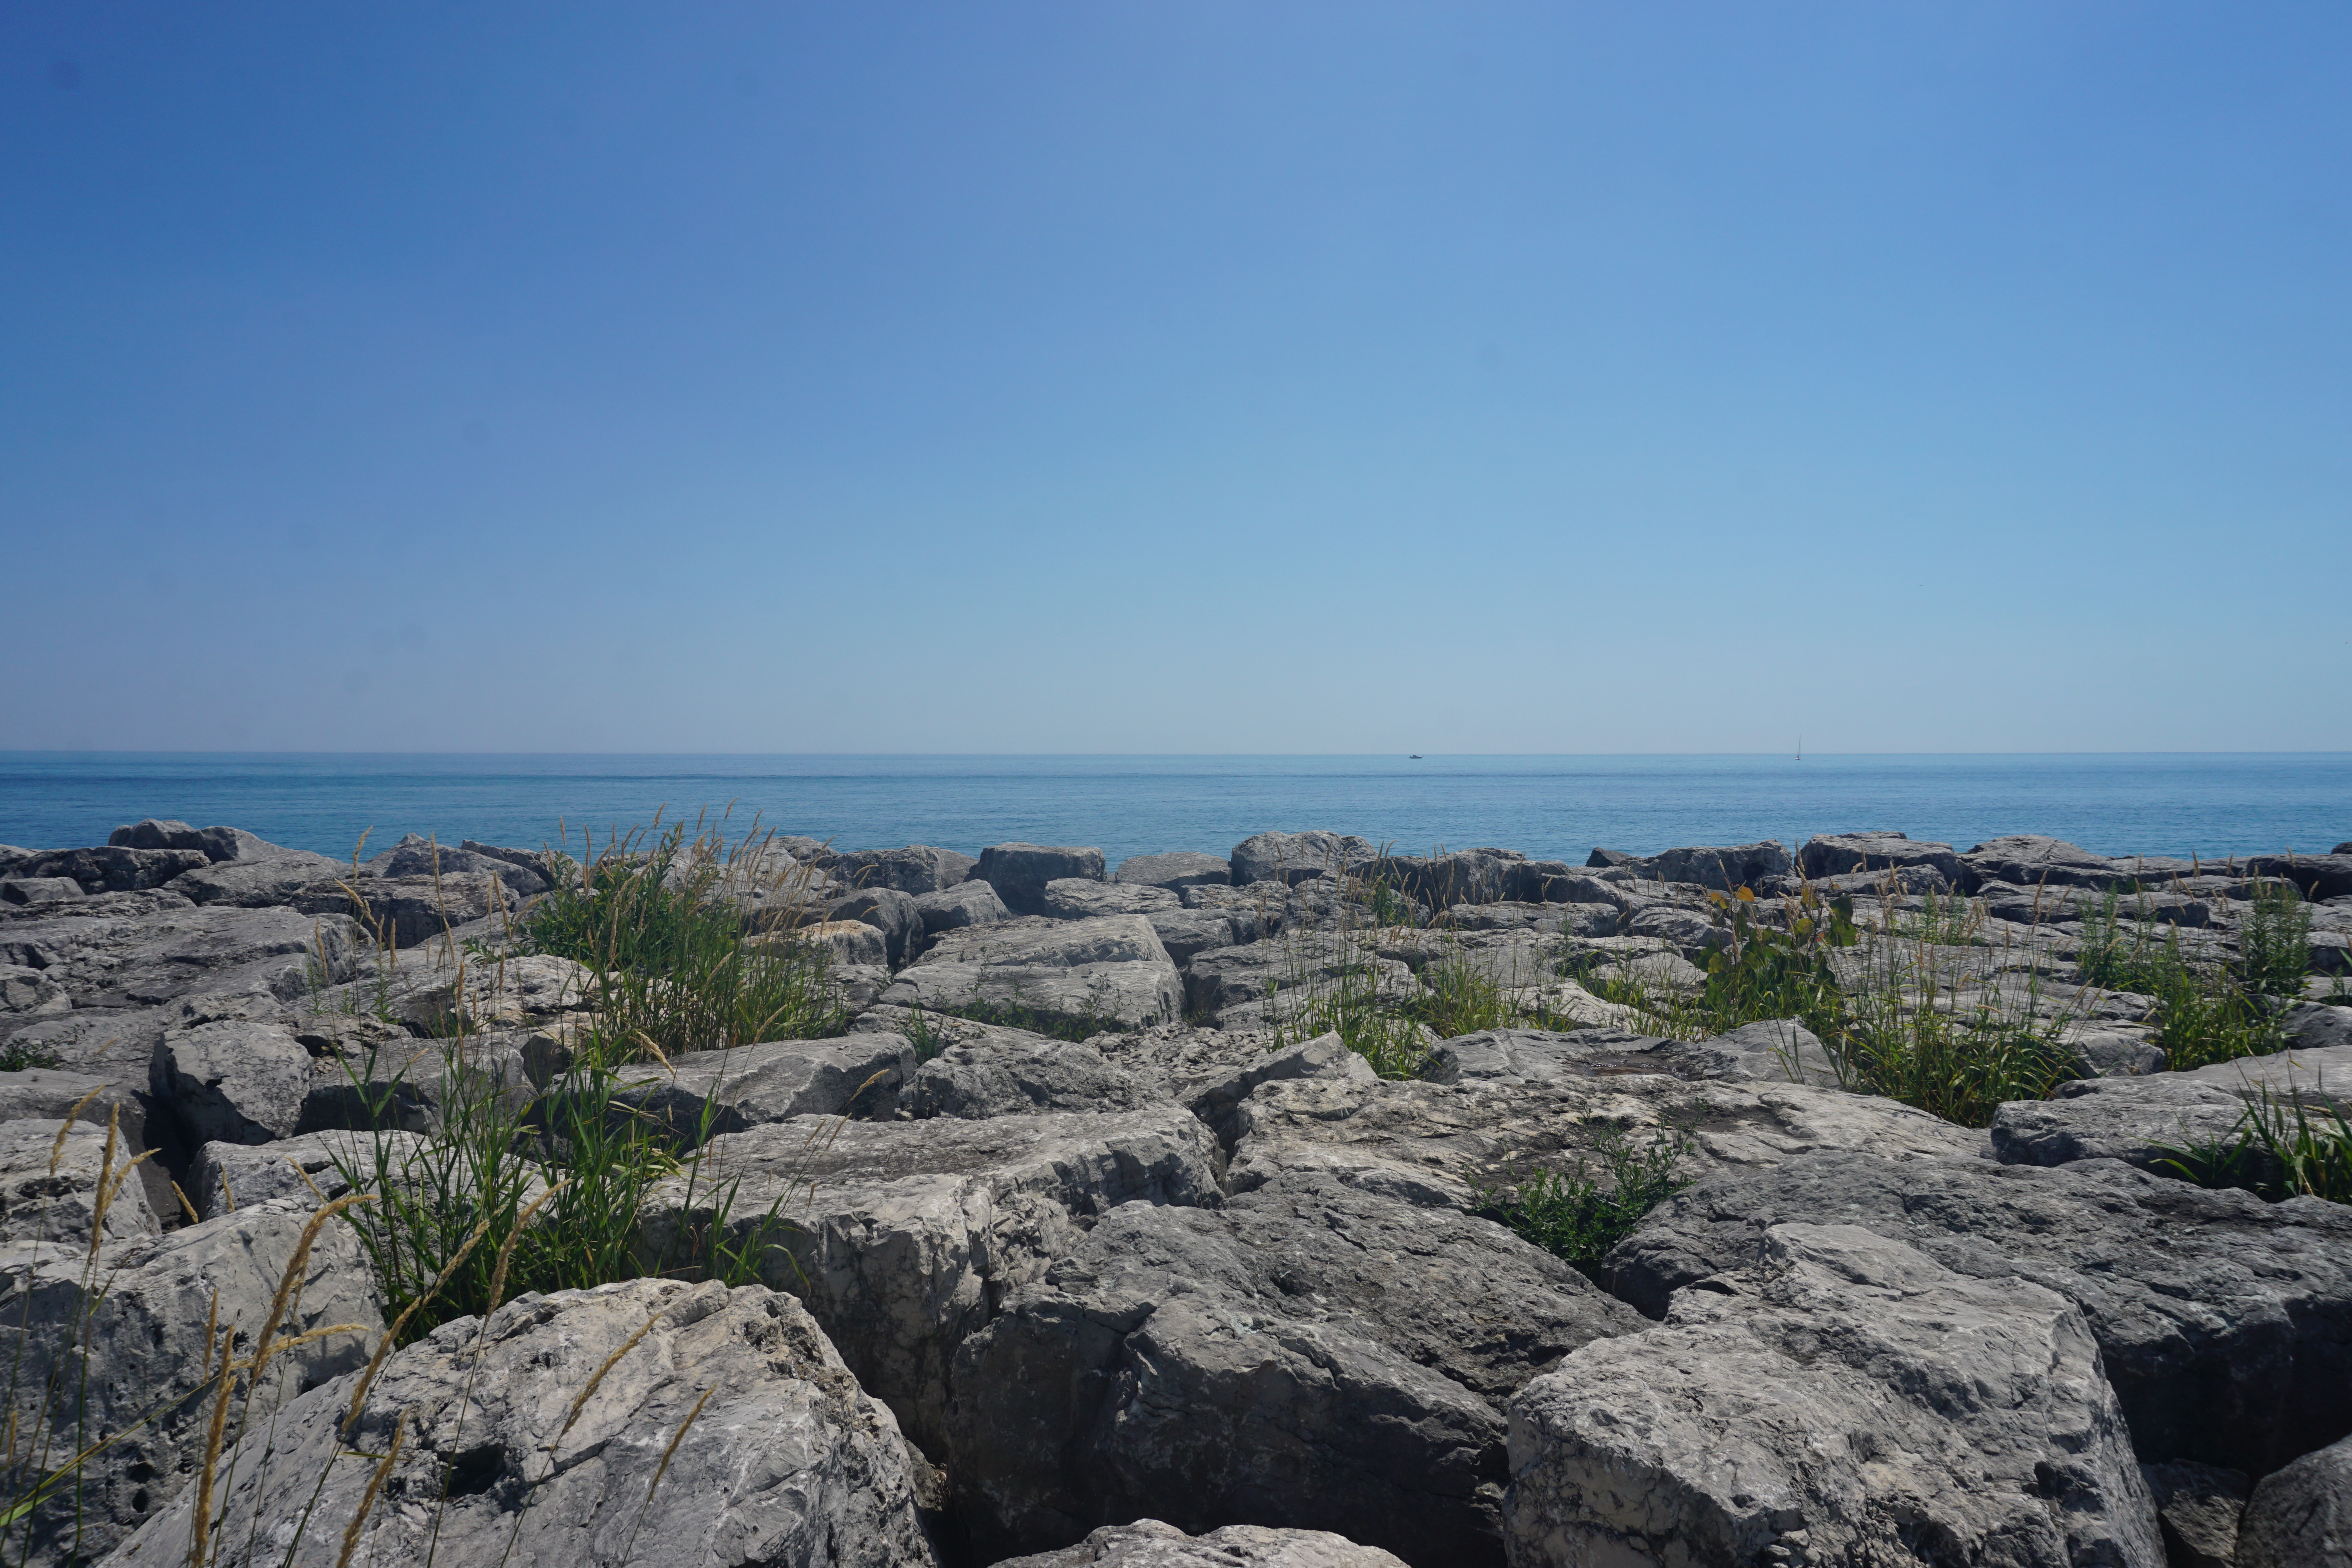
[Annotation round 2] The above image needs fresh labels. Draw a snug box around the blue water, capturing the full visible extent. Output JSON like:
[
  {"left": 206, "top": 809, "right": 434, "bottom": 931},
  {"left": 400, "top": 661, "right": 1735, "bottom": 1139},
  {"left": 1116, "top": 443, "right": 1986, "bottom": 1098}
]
[{"left": 2, "top": 754, "right": 2346, "bottom": 868}]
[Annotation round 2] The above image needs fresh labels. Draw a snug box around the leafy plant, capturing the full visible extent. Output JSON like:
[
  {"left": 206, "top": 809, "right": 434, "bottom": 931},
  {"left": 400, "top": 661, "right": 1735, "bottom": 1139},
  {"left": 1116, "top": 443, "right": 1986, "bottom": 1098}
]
[
  {"left": 0, "top": 1040, "right": 60, "bottom": 1073},
  {"left": 2158, "top": 1085, "right": 2352, "bottom": 1205},
  {"left": 1471, "top": 1125, "right": 1694, "bottom": 1278},
  {"left": 2237, "top": 878, "right": 2313, "bottom": 998}
]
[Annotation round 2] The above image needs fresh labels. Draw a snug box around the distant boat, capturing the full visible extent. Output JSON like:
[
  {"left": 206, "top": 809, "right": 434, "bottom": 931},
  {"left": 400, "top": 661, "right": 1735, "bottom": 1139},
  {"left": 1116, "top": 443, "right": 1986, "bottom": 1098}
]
[{"left": 1409, "top": 754, "right": 1422, "bottom": 759}]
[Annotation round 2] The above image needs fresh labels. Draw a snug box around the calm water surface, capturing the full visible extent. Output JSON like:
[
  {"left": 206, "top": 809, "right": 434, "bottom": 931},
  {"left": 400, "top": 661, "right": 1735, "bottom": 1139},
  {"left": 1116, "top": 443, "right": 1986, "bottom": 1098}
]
[{"left": 2, "top": 754, "right": 2345, "bottom": 866}]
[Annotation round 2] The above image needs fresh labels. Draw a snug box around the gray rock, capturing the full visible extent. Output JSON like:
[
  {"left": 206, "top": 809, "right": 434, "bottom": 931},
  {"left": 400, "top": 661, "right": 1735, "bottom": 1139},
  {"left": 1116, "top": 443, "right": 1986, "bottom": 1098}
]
[
  {"left": 0, "top": 904, "right": 361, "bottom": 1014},
  {"left": 2238, "top": 1432, "right": 2352, "bottom": 1567},
  {"left": 1227, "top": 1070, "right": 1985, "bottom": 1212},
  {"left": 0, "top": 1116, "right": 158, "bottom": 1244},
  {"left": 1364, "top": 848, "right": 1529, "bottom": 910},
  {"left": 1042, "top": 878, "right": 1181, "bottom": 920},
  {"left": 1230, "top": 831, "right": 1378, "bottom": 887},
  {"left": 165, "top": 850, "right": 345, "bottom": 907},
  {"left": 0, "top": 846, "right": 31, "bottom": 878},
  {"left": 831, "top": 886, "right": 924, "bottom": 965},
  {"left": 952, "top": 1172, "right": 1643, "bottom": 1566},
  {"left": 1181, "top": 934, "right": 1417, "bottom": 1029},
  {"left": 0, "top": 878, "right": 84, "bottom": 907},
  {"left": 11, "top": 845, "right": 212, "bottom": 895},
  {"left": 1514, "top": 862, "right": 1583, "bottom": 902},
  {"left": 2245, "top": 852, "right": 2352, "bottom": 902},
  {"left": 152, "top": 1019, "right": 316, "bottom": 1145},
  {"left": 795, "top": 917, "right": 893, "bottom": 968},
  {"left": 833, "top": 844, "right": 978, "bottom": 895},
  {"left": 1180, "top": 1030, "right": 1374, "bottom": 1143},
  {"left": 608, "top": 1035, "right": 915, "bottom": 1143},
  {"left": 1115, "top": 852, "right": 1234, "bottom": 890},
  {"left": 1143, "top": 908, "right": 1250, "bottom": 968},
  {"left": 193, "top": 1127, "right": 427, "bottom": 1218},
  {"left": 360, "top": 831, "right": 550, "bottom": 896},
  {"left": 990, "top": 1519, "right": 1408, "bottom": 1568},
  {"left": 2287, "top": 1006, "right": 2352, "bottom": 1050},
  {"left": 915, "top": 879, "right": 1014, "bottom": 935},
  {"left": 1989, "top": 1042, "right": 2352, "bottom": 1174},
  {"left": 1960, "top": 834, "right": 2140, "bottom": 893},
  {"left": 978, "top": 844, "right": 1108, "bottom": 915},
  {"left": 0, "top": 963, "right": 68, "bottom": 1014},
  {"left": 1797, "top": 830, "right": 1965, "bottom": 882},
  {"left": 902, "top": 1037, "right": 1167, "bottom": 1119},
  {"left": 1504, "top": 1223, "right": 2161, "bottom": 1568},
  {"left": 885, "top": 916, "right": 1184, "bottom": 1034},
  {"left": 0, "top": 1196, "right": 385, "bottom": 1568},
  {"left": 0, "top": 1068, "right": 170, "bottom": 1220},
  {"left": 1671, "top": 1018, "right": 1845, "bottom": 1088},
  {"left": 1601, "top": 1150, "right": 2352, "bottom": 1477},
  {"left": 1423, "top": 1029, "right": 1712, "bottom": 1088},
  {"left": 103, "top": 1277, "right": 938, "bottom": 1568},
  {"left": 1597, "top": 841, "right": 1794, "bottom": 892},
  {"left": 109, "top": 819, "right": 282, "bottom": 861},
  {"left": 2141, "top": 1461, "right": 2249, "bottom": 1568},
  {"left": 1621, "top": 901, "right": 1723, "bottom": 960},
  {"left": 289, "top": 871, "right": 508, "bottom": 947},
  {"left": 301, "top": 946, "right": 593, "bottom": 1041},
  {"left": 635, "top": 1103, "right": 1221, "bottom": 1455}
]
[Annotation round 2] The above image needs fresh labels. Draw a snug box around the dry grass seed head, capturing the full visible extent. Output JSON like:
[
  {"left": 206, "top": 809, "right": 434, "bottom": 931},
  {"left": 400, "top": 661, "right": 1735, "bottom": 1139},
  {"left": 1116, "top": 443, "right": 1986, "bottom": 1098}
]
[
  {"left": 554, "top": 1307, "right": 664, "bottom": 1450},
  {"left": 245, "top": 1195, "right": 372, "bottom": 1390},
  {"left": 344, "top": 1216, "right": 492, "bottom": 1438},
  {"left": 334, "top": 1408, "right": 408, "bottom": 1568},
  {"left": 481, "top": 1180, "right": 565, "bottom": 1328},
  {"left": 47, "top": 1087, "right": 107, "bottom": 1175},
  {"left": 188, "top": 1324, "right": 237, "bottom": 1568},
  {"left": 172, "top": 1182, "right": 202, "bottom": 1227}
]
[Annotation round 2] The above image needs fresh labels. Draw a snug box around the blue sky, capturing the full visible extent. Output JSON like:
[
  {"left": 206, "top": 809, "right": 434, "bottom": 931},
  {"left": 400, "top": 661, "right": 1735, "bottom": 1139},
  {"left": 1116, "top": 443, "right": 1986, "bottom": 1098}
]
[{"left": 5, "top": 4, "right": 2346, "bottom": 753}]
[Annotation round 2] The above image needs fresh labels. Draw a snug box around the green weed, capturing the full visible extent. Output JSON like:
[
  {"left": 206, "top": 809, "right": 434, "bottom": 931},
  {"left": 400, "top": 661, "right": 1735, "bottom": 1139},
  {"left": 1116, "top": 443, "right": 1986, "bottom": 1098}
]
[
  {"left": 2158, "top": 1086, "right": 2352, "bottom": 1205},
  {"left": 1471, "top": 1125, "right": 1694, "bottom": 1278}
]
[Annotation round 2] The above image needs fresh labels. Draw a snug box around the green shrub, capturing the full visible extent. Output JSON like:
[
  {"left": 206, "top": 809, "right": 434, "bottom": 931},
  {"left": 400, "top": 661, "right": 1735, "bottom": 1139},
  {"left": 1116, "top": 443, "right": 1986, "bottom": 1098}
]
[
  {"left": 1471, "top": 1126, "right": 1694, "bottom": 1278},
  {"left": 2158, "top": 1087, "right": 2352, "bottom": 1205}
]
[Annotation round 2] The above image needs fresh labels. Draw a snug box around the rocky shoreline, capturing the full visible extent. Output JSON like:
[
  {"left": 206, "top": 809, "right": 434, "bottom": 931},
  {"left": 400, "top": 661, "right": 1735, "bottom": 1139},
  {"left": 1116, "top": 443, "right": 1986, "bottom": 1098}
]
[{"left": 4, "top": 818, "right": 2351, "bottom": 1568}]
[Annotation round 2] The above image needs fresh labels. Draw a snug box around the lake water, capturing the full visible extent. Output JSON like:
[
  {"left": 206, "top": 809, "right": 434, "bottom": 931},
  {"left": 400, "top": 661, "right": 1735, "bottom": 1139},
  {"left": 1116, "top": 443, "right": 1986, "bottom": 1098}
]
[{"left": 2, "top": 753, "right": 2346, "bottom": 868}]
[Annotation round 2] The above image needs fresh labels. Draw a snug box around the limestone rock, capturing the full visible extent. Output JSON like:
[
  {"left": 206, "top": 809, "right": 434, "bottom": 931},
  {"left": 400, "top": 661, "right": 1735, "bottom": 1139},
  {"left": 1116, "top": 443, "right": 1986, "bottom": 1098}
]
[
  {"left": 0, "top": 1116, "right": 158, "bottom": 1244},
  {"left": 2238, "top": 1432, "right": 2352, "bottom": 1567},
  {"left": 884, "top": 915, "right": 1183, "bottom": 1034},
  {"left": 1503, "top": 1223, "right": 2161, "bottom": 1568},
  {"left": 1798, "top": 830, "right": 1965, "bottom": 883},
  {"left": 152, "top": 1018, "right": 316, "bottom": 1145},
  {"left": 104, "top": 1278, "right": 937, "bottom": 1568},
  {"left": 2141, "top": 1461, "right": 2249, "bottom": 1568},
  {"left": 916, "top": 879, "right": 1014, "bottom": 935},
  {"left": 978, "top": 844, "right": 1108, "bottom": 915},
  {"left": 989, "top": 1520, "right": 1407, "bottom": 1568},
  {"left": 1115, "top": 852, "right": 1234, "bottom": 890},
  {"left": 833, "top": 843, "right": 978, "bottom": 895},
  {"left": 902, "top": 1036, "right": 1168, "bottom": 1120},
  {"left": 831, "top": 886, "right": 924, "bottom": 965},
  {"left": 1042, "top": 878, "right": 1181, "bottom": 920},
  {"left": 607, "top": 1034, "right": 915, "bottom": 1143}
]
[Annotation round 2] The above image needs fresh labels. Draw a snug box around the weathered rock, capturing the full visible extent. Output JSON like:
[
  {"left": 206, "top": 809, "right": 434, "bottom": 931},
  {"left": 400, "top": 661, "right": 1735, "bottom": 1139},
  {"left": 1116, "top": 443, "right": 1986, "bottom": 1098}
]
[
  {"left": 193, "top": 1127, "right": 426, "bottom": 1218},
  {"left": 0, "top": 1116, "right": 158, "bottom": 1244},
  {"left": 978, "top": 844, "right": 1108, "bottom": 915},
  {"left": 1593, "top": 842, "right": 1793, "bottom": 893},
  {"left": 1960, "top": 834, "right": 2144, "bottom": 893},
  {"left": 1424, "top": 1029, "right": 1663, "bottom": 1088},
  {"left": 952, "top": 1172, "right": 1642, "bottom": 1566},
  {"left": 833, "top": 843, "right": 978, "bottom": 895},
  {"left": 2245, "top": 852, "right": 2352, "bottom": 903},
  {"left": 1181, "top": 934, "right": 1418, "bottom": 1029},
  {"left": 0, "top": 1067, "right": 172, "bottom": 1219},
  {"left": 635, "top": 1103, "right": 1221, "bottom": 1455},
  {"left": 832, "top": 886, "right": 925, "bottom": 965},
  {"left": 108, "top": 819, "right": 283, "bottom": 862},
  {"left": 0, "top": 1196, "right": 385, "bottom": 1568},
  {"left": 1144, "top": 908, "right": 1251, "bottom": 967},
  {"left": 11, "top": 845, "right": 212, "bottom": 894},
  {"left": 1365, "top": 849, "right": 1529, "bottom": 910},
  {"left": 1227, "top": 1069, "right": 1984, "bottom": 1210},
  {"left": 2237, "top": 1432, "right": 2352, "bottom": 1567},
  {"left": 0, "top": 905, "right": 362, "bottom": 1015},
  {"left": 609, "top": 1035, "right": 915, "bottom": 1142},
  {"left": 885, "top": 916, "right": 1184, "bottom": 1034},
  {"left": 0, "top": 963, "right": 68, "bottom": 1014},
  {"left": 2141, "top": 1461, "right": 2249, "bottom": 1568},
  {"left": 793, "top": 916, "right": 893, "bottom": 968},
  {"left": 165, "top": 851, "right": 346, "bottom": 907},
  {"left": 0, "top": 878, "right": 84, "bottom": 907},
  {"left": 1043, "top": 878, "right": 1182, "bottom": 920},
  {"left": 991, "top": 1519, "right": 1408, "bottom": 1568},
  {"left": 916, "top": 879, "right": 1015, "bottom": 935},
  {"left": 903, "top": 1036, "right": 1166, "bottom": 1119},
  {"left": 152, "top": 1019, "right": 316, "bottom": 1146},
  {"left": 1179, "top": 1031, "right": 1375, "bottom": 1144},
  {"left": 1115, "top": 852, "right": 1234, "bottom": 890},
  {"left": 359, "top": 831, "right": 550, "bottom": 897},
  {"left": 1988, "top": 1042, "right": 2352, "bottom": 1174},
  {"left": 104, "top": 1278, "right": 938, "bottom": 1568},
  {"left": 1230, "top": 831, "right": 1378, "bottom": 887},
  {"left": 1602, "top": 1150, "right": 2352, "bottom": 1477},
  {"left": 1503, "top": 1223, "right": 2161, "bottom": 1568},
  {"left": 289, "top": 871, "right": 506, "bottom": 947},
  {"left": 1797, "top": 830, "right": 1965, "bottom": 883},
  {"left": 302, "top": 946, "right": 593, "bottom": 1041}
]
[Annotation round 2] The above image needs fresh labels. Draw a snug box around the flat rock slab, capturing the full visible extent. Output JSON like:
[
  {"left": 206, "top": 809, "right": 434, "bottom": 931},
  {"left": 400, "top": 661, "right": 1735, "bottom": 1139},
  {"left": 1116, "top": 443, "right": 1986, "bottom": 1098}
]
[
  {"left": 1602, "top": 1149, "right": 2352, "bottom": 1478},
  {"left": 951, "top": 1172, "right": 1642, "bottom": 1566},
  {"left": 886, "top": 915, "right": 1183, "bottom": 1034},
  {"left": 610, "top": 1034, "right": 915, "bottom": 1142},
  {"left": 1504, "top": 1223, "right": 2160, "bottom": 1568},
  {"left": 0, "top": 905, "right": 362, "bottom": 1011},
  {"left": 164, "top": 850, "right": 343, "bottom": 907},
  {"left": 993, "top": 1520, "right": 1407, "bottom": 1568},
  {"left": 635, "top": 1103, "right": 1222, "bottom": 1456},
  {"left": 1990, "top": 1042, "right": 2352, "bottom": 1173},
  {"left": 903, "top": 1036, "right": 1169, "bottom": 1119},
  {"left": 1115, "top": 851, "right": 1234, "bottom": 889},
  {"left": 1227, "top": 1072, "right": 1983, "bottom": 1210},
  {"left": 0, "top": 1196, "right": 385, "bottom": 1568},
  {"left": 105, "top": 1278, "right": 938, "bottom": 1568}
]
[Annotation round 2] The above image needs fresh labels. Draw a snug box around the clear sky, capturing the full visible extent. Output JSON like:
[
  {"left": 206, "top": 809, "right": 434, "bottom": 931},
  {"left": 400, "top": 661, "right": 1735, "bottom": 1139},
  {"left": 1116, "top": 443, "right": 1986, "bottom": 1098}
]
[{"left": 5, "top": 4, "right": 2346, "bottom": 754}]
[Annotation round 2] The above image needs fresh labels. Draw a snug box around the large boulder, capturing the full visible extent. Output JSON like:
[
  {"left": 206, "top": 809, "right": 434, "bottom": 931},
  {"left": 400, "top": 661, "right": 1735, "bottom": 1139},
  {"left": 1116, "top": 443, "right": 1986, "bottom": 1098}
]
[
  {"left": 833, "top": 844, "right": 978, "bottom": 895},
  {"left": 108, "top": 820, "right": 283, "bottom": 862},
  {"left": 289, "top": 872, "right": 508, "bottom": 947},
  {"left": 1583, "top": 842, "right": 1792, "bottom": 893},
  {"left": 977, "top": 844, "right": 1108, "bottom": 916},
  {"left": 1503, "top": 1223, "right": 2160, "bottom": 1568},
  {"left": 992, "top": 1520, "right": 1407, "bottom": 1568},
  {"left": 1959, "top": 834, "right": 2138, "bottom": 893},
  {"left": 607, "top": 1035, "right": 916, "bottom": 1143},
  {"left": 359, "top": 832, "right": 550, "bottom": 897},
  {"left": 1988, "top": 1042, "right": 2352, "bottom": 1174},
  {"left": 165, "top": 851, "right": 346, "bottom": 907},
  {"left": 10, "top": 846, "right": 211, "bottom": 895},
  {"left": 831, "top": 886, "right": 924, "bottom": 966},
  {"left": 1797, "top": 830, "right": 1964, "bottom": 883},
  {"left": 103, "top": 1278, "right": 938, "bottom": 1568},
  {"left": 193, "top": 1127, "right": 427, "bottom": 1218},
  {"left": 2244, "top": 852, "right": 2352, "bottom": 903},
  {"left": 1602, "top": 1150, "right": 2352, "bottom": 1478},
  {"left": 1115, "top": 852, "right": 1234, "bottom": 890},
  {"left": 152, "top": 1019, "right": 316, "bottom": 1146},
  {"left": 0, "top": 1116, "right": 159, "bottom": 1244},
  {"left": 2238, "top": 1431, "right": 2352, "bottom": 1567},
  {"left": 0, "top": 1196, "right": 385, "bottom": 1568},
  {"left": 1181, "top": 934, "right": 1419, "bottom": 1030},
  {"left": 1042, "top": 878, "right": 1181, "bottom": 921},
  {"left": 1144, "top": 908, "right": 1255, "bottom": 968},
  {"left": 2141, "top": 1461, "right": 2250, "bottom": 1568},
  {"left": 950, "top": 1172, "right": 1640, "bottom": 1566},
  {"left": 901, "top": 1037, "right": 1168, "bottom": 1120},
  {"left": 883, "top": 916, "right": 1183, "bottom": 1034},
  {"left": 634, "top": 1103, "right": 1221, "bottom": 1455},
  {"left": 1231, "top": 831, "right": 1378, "bottom": 887},
  {"left": 0, "top": 905, "right": 356, "bottom": 1014},
  {"left": 915, "top": 879, "right": 1014, "bottom": 936}
]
